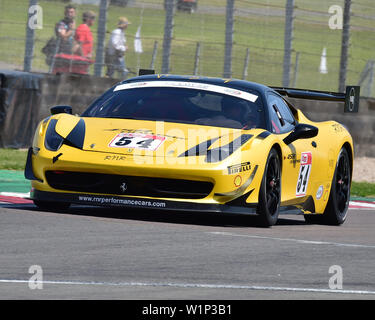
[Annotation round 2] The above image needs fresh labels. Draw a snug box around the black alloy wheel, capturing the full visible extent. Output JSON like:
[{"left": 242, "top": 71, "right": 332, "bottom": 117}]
[
  {"left": 335, "top": 149, "right": 351, "bottom": 215},
  {"left": 257, "top": 148, "right": 281, "bottom": 227}
]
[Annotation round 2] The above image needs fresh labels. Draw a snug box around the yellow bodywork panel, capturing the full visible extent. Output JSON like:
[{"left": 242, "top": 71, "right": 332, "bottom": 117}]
[
  {"left": 30, "top": 109, "right": 353, "bottom": 214},
  {"left": 55, "top": 114, "right": 81, "bottom": 138}
]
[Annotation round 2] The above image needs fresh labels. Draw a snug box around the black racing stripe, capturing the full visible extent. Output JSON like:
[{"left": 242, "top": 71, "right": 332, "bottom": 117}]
[
  {"left": 178, "top": 137, "right": 220, "bottom": 157},
  {"left": 205, "top": 134, "right": 253, "bottom": 163},
  {"left": 178, "top": 134, "right": 253, "bottom": 163},
  {"left": 255, "top": 131, "right": 271, "bottom": 140},
  {"left": 65, "top": 119, "right": 86, "bottom": 149}
]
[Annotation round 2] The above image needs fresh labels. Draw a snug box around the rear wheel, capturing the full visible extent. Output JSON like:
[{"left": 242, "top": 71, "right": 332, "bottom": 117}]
[
  {"left": 304, "top": 147, "right": 351, "bottom": 225},
  {"left": 257, "top": 148, "right": 281, "bottom": 227},
  {"left": 33, "top": 200, "right": 70, "bottom": 211}
]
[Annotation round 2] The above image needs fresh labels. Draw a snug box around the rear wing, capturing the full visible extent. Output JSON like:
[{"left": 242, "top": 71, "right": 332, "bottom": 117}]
[{"left": 271, "top": 86, "right": 360, "bottom": 113}]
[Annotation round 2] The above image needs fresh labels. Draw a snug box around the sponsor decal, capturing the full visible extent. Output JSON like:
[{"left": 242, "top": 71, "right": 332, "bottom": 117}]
[
  {"left": 316, "top": 185, "right": 324, "bottom": 200},
  {"left": 234, "top": 175, "right": 242, "bottom": 187},
  {"left": 227, "top": 161, "right": 251, "bottom": 175},
  {"left": 287, "top": 153, "right": 300, "bottom": 165},
  {"left": 214, "top": 165, "right": 259, "bottom": 199},
  {"left": 109, "top": 133, "right": 166, "bottom": 151},
  {"left": 104, "top": 128, "right": 185, "bottom": 140},
  {"left": 114, "top": 81, "right": 259, "bottom": 102},
  {"left": 104, "top": 155, "right": 126, "bottom": 161},
  {"left": 300, "top": 152, "right": 312, "bottom": 165},
  {"left": 296, "top": 152, "right": 312, "bottom": 197},
  {"left": 77, "top": 195, "right": 166, "bottom": 208},
  {"left": 332, "top": 123, "right": 344, "bottom": 133},
  {"left": 105, "top": 128, "right": 153, "bottom": 134}
]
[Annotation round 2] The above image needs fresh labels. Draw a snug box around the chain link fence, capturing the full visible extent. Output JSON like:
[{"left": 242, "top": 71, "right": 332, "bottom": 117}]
[{"left": 0, "top": 0, "right": 374, "bottom": 96}]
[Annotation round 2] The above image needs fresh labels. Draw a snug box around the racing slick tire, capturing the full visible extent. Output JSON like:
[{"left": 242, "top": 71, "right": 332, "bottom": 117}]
[
  {"left": 33, "top": 200, "right": 71, "bottom": 211},
  {"left": 304, "top": 147, "right": 351, "bottom": 225},
  {"left": 256, "top": 148, "right": 281, "bottom": 227}
]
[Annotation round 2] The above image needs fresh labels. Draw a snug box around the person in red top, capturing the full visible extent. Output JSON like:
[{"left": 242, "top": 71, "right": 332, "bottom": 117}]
[{"left": 74, "top": 11, "right": 96, "bottom": 59}]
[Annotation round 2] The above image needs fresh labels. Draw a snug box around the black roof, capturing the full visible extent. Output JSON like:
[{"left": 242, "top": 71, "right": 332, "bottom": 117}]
[{"left": 124, "top": 74, "right": 271, "bottom": 95}]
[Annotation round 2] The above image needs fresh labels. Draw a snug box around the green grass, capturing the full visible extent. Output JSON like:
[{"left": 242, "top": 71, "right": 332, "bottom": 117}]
[
  {"left": 0, "top": 0, "right": 374, "bottom": 95},
  {"left": 351, "top": 182, "right": 375, "bottom": 198},
  {"left": 0, "top": 149, "right": 28, "bottom": 171}
]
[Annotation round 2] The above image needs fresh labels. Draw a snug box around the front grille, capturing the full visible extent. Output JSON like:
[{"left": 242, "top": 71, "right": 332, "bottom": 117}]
[{"left": 45, "top": 171, "right": 213, "bottom": 199}]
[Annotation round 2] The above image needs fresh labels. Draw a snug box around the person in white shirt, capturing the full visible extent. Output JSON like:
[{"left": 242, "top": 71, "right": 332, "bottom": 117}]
[{"left": 105, "top": 17, "right": 130, "bottom": 79}]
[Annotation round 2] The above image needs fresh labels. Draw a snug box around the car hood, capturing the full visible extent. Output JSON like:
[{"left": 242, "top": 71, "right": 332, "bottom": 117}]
[{"left": 55, "top": 115, "right": 263, "bottom": 162}]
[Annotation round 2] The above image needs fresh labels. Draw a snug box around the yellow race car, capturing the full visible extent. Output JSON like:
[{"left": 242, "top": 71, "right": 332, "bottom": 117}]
[{"left": 25, "top": 74, "right": 359, "bottom": 226}]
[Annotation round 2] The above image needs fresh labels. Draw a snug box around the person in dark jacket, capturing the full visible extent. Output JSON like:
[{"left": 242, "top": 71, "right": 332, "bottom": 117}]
[{"left": 55, "top": 4, "right": 76, "bottom": 54}]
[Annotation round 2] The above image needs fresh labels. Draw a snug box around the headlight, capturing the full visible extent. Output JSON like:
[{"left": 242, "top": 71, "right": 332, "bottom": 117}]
[{"left": 44, "top": 119, "right": 64, "bottom": 151}]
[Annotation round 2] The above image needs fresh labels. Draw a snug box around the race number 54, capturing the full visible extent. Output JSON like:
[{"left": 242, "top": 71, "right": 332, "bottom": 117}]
[
  {"left": 296, "top": 152, "right": 312, "bottom": 197},
  {"left": 109, "top": 133, "right": 165, "bottom": 151}
]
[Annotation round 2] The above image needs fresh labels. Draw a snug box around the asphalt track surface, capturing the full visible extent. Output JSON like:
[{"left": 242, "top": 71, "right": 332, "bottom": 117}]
[{"left": 1, "top": 202, "right": 375, "bottom": 300}]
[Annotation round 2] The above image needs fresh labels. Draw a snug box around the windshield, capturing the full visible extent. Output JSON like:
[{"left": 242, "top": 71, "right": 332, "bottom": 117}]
[{"left": 82, "top": 85, "right": 265, "bottom": 130}]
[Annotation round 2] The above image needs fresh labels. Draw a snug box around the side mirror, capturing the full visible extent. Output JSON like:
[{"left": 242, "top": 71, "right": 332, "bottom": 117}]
[
  {"left": 50, "top": 105, "right": 72, "bottom": 115},
  {"left": 283, "top": 123, "right": 318, "bottom": 145}
]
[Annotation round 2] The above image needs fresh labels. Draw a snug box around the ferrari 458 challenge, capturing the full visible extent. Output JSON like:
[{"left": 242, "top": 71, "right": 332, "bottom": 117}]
[{"left": 25, "top": 73, "right": 359, "bottom": 226}]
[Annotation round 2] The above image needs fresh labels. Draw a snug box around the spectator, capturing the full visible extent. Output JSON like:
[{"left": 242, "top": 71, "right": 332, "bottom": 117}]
[
  {"left": 75, "top": 11, "right": 96, "bottom": 59},
  {"left": 105, "top": 17, "right": 131, "bottom": 79},
  {"left": 55, "top": 4, "right": 76, "bottom": 54}
]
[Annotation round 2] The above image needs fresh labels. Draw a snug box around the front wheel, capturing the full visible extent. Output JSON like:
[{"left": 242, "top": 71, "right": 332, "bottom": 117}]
[{"left": 257, "top": 148, "right": 281, "bottom": 227}]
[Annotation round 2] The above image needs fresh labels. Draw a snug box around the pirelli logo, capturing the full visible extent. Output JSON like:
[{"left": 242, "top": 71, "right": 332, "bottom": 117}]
[{"left": 227, "top": 162, "right": 251, "bottom": 175}]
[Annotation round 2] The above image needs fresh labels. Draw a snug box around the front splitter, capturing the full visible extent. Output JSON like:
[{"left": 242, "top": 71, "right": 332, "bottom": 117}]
[{"left": 31, "top": 189, "right": 258, "bottom": 215}]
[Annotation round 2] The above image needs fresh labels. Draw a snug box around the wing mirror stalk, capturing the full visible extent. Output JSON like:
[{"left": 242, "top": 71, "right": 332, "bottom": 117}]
[{"left": 50, "top": 105, "right": 73, "bottom": 115}]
